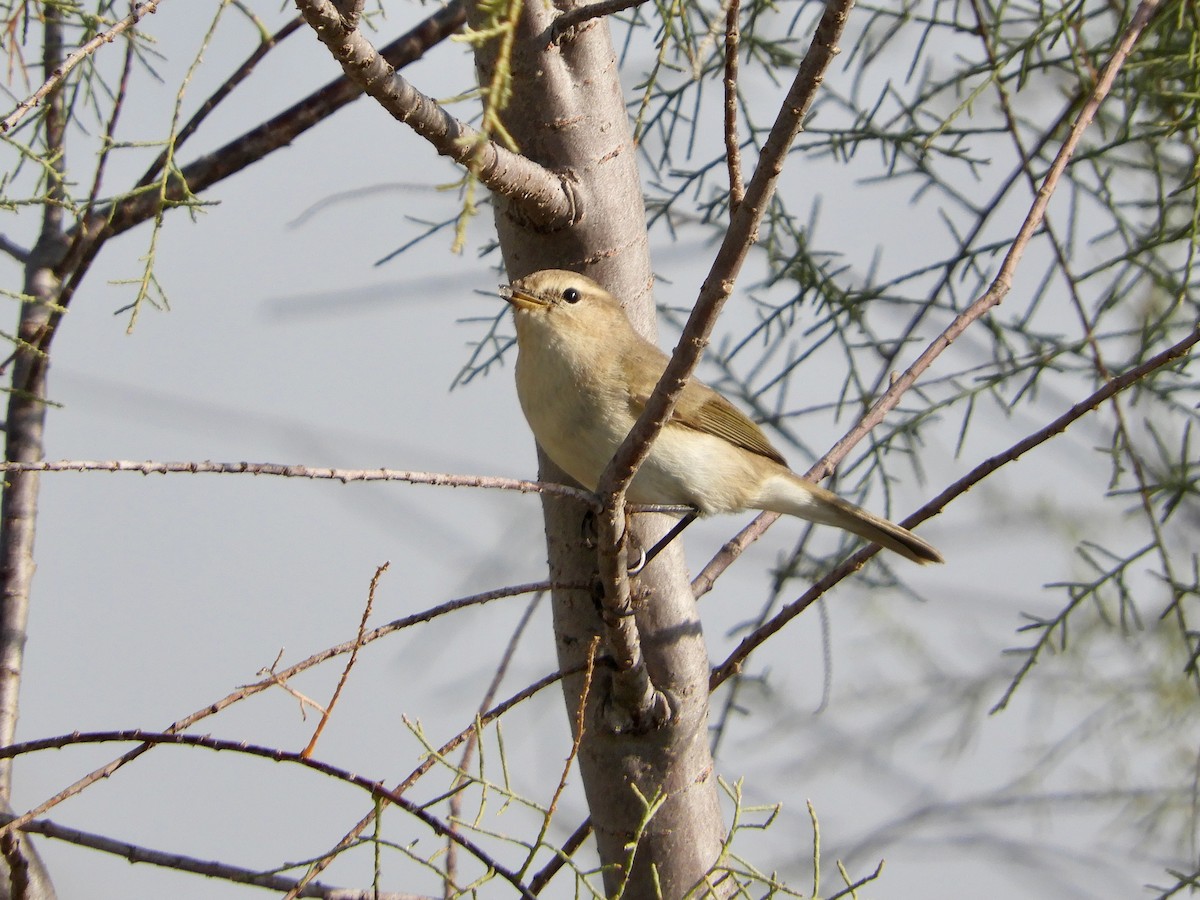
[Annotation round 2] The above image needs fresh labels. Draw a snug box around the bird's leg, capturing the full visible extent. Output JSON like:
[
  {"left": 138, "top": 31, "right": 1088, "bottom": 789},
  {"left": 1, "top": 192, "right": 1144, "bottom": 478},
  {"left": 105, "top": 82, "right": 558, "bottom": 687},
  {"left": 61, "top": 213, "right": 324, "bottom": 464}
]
[
  {"left": 580, "top": 508, "right": 598, "bottom": 550},
  {"left": 624, "top": 508, "right": 647, "bottom": 575},
  {"left": 638, "top": 512, "right": 698, "bottom": 570}
]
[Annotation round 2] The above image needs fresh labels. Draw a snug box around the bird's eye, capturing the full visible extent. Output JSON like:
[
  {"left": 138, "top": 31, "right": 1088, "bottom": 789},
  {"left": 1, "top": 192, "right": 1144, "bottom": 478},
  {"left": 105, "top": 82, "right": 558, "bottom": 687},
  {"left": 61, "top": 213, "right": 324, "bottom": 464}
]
[{"left": 562, "top": 287, "right": 581, "bottom": 304}]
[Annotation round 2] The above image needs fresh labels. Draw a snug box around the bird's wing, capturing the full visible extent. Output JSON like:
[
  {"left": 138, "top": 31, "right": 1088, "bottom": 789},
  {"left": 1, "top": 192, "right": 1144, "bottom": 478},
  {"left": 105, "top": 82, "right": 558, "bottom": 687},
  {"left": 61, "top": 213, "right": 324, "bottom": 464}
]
[{"left": 629, "top": 377, "right": 788, "bottom": 466}]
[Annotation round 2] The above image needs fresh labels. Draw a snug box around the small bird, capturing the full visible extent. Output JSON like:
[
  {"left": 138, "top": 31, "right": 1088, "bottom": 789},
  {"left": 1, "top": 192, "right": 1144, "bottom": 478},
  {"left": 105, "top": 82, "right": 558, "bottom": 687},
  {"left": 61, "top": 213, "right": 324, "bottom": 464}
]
[{"left": 501, "top": 269, "right": 942, "bottom": 565}]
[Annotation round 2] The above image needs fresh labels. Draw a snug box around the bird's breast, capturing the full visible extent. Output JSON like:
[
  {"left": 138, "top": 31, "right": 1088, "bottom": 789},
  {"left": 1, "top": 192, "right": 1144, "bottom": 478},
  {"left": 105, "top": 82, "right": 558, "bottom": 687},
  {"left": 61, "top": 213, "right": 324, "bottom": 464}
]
[
  {"left": 513, "top": 326, "right": 773, "bottom": 515},
  {"left": 514, "top": 337, "right": 633, "bottom": 492}
]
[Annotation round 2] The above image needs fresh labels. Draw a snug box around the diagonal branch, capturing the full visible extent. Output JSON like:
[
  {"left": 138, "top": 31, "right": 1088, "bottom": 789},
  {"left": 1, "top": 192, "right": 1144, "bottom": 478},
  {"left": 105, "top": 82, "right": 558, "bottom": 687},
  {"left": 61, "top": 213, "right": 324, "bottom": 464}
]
[
  {"left": 588, "top": 0, "right": 855, "bottom": 721},
  {"left": 811, "top": 0, "right": 1162, "bottom": 482},
  {"left": 709, "top": 322, "right": 1199, "bottom": 690},
  {"left": 43, "top": 0, "right": 472, "bottom": 363},
  {"left": 692, "top": 0, "right": 1165, "bottom": 597},
  {"left": 294, "top": 0, "right": 576, "bottom": 229},
  {"left": 0, "top": 459, "right": 598, "bottom": 506},
  {"left": 0, "top": 730, "right": 538, "bottom": 898},
  {"left": 595, "top": 0, "right": 854, "bottom": 506},
  {"left": 0, "top": 0, "right": 167, "bottom": 134}
]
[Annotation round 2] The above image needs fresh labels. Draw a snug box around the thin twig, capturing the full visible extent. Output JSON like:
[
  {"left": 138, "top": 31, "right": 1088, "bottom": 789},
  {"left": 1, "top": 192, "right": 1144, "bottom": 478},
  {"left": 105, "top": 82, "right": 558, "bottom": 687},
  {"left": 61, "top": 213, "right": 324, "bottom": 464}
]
[
  {"left": 722, "top": 0, "right": 744, "bottom": 213},
  {"left": 0, "top": 0, "right": 166, "bottom": 134},
  {"left": 76, "top": 7, "right": 136, "bottom": 233},
  {"left": 710, "top": 323, "right": 1200, "bottom": 691},
  {"left": 591, "top": 0, "right": 855, "bottom": 723},
  {"left": 444, "top": 590, "right": 543, "bottom": 895},
  {"left": 301, "top": 562, "right": 388, "bottom": 758},
  {"left": 0, "top": 730, "right": 538, "bottom": 899},
  {"left": 294, "top": 0, "right": 574, "bottom": 229},
  {"left": 0, "top": 459, "right": 598, "bottom": 506},
  {"left": 1, "top": 580, "right": 565, "bottom": 841},
  {"left": 550, "top": 0, "right": 646, "bottom": 43},
  {"left": 517, "top": 636, "right": 599, "bottom": 880},
  {"left": 693, "top": 0, "right": 1164, "bottom": 596}
]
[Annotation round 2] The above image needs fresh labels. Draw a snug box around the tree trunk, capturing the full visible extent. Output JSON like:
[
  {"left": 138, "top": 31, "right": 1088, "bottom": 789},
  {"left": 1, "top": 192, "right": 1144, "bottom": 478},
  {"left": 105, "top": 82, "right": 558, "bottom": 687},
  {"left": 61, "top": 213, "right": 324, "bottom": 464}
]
[{"left": 471, "top": 4, "right": 728, "bottom": 895}]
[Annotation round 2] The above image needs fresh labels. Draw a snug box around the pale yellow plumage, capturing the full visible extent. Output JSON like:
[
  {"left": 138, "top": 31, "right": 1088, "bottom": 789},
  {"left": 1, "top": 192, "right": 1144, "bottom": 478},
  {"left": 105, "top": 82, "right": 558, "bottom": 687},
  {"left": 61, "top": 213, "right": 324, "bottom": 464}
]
[{"left": 501, "top": 269, "right": 942, "bottom": 565}]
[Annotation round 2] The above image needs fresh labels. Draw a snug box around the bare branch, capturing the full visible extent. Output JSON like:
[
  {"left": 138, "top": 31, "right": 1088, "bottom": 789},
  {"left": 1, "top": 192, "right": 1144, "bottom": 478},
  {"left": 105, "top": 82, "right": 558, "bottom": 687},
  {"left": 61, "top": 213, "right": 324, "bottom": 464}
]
[
  {"left": 549, "top": 0, "right": 647, "bottom": 44},
  {"left": 0, "top": 730, "right": 539, "bottom": 899},
  {"left": 710, "top": 322, "right": 1200, "bottom": 689},
  {"left": 0, "top": 0, "right": 167, "bottom": 134},
  {"left": 0, "top": 459, "right": 598, "bottom": 506},
  {"left": 589, "top": 0, "right": 855, "bottom": 714},
  {"left": 300, "top": 562, "right": 387, "bottom": 759},
  {"left": 693, "top": 0, "right": 1165, "bottom": 596},
  {"left": 294, "top": 0, "right": 576, "bottom": 229},
  {"left": 6, "top": 811, "right": 427, "bottom": 898},
  {"left": 722, "top": 0, "right": 744, "bottom": 213},
  {"left": 812, "top": 0, "right": 1164, "bottom": 484}
]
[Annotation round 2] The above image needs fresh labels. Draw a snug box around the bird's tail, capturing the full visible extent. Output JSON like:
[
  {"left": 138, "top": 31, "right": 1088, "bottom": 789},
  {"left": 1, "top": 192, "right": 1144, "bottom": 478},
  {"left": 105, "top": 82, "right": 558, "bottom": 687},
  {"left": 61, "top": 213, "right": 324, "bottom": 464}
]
[{"left": 753, "top": 471, "right": 943, "bottom": 565}]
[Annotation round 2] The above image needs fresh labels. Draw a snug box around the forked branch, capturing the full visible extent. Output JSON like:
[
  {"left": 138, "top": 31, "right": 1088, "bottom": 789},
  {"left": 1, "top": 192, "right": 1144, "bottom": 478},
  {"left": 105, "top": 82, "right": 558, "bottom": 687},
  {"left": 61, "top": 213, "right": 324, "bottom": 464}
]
[{"left": 294, "top": 0, "right": 576, "bottom": 229}]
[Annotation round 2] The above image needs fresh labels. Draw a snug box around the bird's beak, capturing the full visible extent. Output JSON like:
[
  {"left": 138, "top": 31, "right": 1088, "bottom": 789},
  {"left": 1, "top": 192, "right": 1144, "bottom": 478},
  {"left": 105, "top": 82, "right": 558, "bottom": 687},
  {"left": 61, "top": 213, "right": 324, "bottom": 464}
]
[{"left": 500, "top": 283, "right": 549, "bottom": 312}]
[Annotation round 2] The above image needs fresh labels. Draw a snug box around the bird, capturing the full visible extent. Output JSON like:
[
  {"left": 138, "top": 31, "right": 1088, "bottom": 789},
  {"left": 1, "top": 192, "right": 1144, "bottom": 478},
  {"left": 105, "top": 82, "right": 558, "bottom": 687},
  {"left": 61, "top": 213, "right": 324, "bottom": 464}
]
[{"left": 500, "top": 269, "right": 942, "bottom": 565}]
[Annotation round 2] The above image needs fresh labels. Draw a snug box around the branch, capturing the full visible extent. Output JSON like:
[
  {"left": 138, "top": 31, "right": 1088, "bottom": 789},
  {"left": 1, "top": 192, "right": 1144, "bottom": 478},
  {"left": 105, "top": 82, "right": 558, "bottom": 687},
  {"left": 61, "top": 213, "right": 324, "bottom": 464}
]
[
  {"left": 549, "top": 0, "right": 647, "bottom": 43},
  {"left": 0, "top": 580, "right": 567, "bottom": 838},
  {"left": 0, "top": 236, "right": 29, "bottom": 264},
  {"left": 6, "top": 812, "right": 424, "bottom": 898},
  {"left": 811, "top": 0, "right": 1163, "bottom": 483},
  {"left": 722, "top": 0, "right": 744, "bottom": 213},
  {"left": 595, "top": 0, "right": 853, "bottom": 505},
  {"left": 0, "top": 459, "right": 598, "bottom": 506},
  {"left": 301, "top": 562, "right": 387, "bottom": 759},
  {"left": 293, "top": 0, "right": 575, "bottom": 229},
  {"left": 287, "top": 665, "right": 574, "bottom": 898},
  {"left": 588, "top": 0, "right": 854, "bottom": 722},
  {"left": 0, "top": 731, "right": 538, "bottom": 899},
  {"left": 693, "top": 0, "right": 1164, "bottom": 595},
  {"left": 709, "top": 322, "right": 1200, "bottom": 689},
  {"left": 0, "top": 0, "right": 167, "bottom": 134}
]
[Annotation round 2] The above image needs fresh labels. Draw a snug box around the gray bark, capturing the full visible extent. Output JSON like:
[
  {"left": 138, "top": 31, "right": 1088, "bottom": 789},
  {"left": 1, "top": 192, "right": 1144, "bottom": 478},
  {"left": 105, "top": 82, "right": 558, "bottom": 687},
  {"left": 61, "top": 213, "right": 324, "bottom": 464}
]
[
  {"left": 0, "top": 6, "right": 65, "bottom": 895},
  {"left": 472, "top": 4, "right": 729, "bottom": 895}
]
